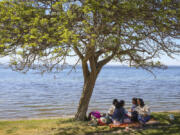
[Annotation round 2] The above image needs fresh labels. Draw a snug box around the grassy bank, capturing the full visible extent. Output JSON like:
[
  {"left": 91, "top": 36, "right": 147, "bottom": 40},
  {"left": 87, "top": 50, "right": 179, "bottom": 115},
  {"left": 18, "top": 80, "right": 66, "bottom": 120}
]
[{"left": 0, "top": 112, "right": 180, "bottom": 135}]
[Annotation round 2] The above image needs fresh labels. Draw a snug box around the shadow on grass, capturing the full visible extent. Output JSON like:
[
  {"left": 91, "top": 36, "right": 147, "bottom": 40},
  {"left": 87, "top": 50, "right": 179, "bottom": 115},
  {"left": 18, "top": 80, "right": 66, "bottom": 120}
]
[
  {"left": 136, "top": 124, "right": 180, "bottom": 135},
  {"left": 55, "top": 125, "right": 124, "bottom": 135},
  {"left": 136, "top": 113, "right": 180, "bottom": 135},
  {"left": 54, "top": 113, "right": 180, "bottom": 135},
  {"left": 55, "top": 120, "right": 121, "bottom": 135}
]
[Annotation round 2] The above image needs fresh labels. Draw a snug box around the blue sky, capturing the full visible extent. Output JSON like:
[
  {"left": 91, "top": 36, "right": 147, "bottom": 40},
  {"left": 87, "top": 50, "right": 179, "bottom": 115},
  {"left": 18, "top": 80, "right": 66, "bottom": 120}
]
[
  {"left": 1, "top": 40, "right": 180, "bottom": 66},
  {"left": 1, "top": 53, "right": 180, "bottom": 66}
]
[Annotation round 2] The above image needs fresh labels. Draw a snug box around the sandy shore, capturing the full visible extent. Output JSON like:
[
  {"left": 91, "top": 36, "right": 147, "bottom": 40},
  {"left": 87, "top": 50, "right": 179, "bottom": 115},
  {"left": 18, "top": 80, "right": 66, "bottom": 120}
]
[
  {"left": 154, "top": 110, "right": 180, "bottom": 113},
  {"left": 0, "top": 115, "right": 74, "bottom": 121},
  {"left": 0, "top": 110, "right": 180, "bottom": 121}
]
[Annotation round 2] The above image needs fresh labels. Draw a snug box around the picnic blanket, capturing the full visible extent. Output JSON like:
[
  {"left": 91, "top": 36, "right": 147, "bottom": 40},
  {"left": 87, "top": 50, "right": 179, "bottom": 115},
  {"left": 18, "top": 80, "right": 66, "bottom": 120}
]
[
  {"left": 109, "top": 122, "right": 141, "bottom": 128},
  {"left": 109, "top": 119, "right": 159, "bottom": 128}
]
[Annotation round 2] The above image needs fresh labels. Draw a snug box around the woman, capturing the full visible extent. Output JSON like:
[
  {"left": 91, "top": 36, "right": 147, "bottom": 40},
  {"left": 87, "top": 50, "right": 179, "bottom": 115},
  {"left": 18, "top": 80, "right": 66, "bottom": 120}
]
[
  {"left": 112, "top": 100, "right": 130, "bottom": 124},
  {"left": 108, "top": 99, "right": 118, "bottom": 116},
  {"left": 135, "top": 98, "right": 151, "bottom": 124},
  {"left": 131, "top": 98, "right": 138, "bottom": 112},
  {"left": 130, "top": 98, "right": 138, "bottom": 122}
]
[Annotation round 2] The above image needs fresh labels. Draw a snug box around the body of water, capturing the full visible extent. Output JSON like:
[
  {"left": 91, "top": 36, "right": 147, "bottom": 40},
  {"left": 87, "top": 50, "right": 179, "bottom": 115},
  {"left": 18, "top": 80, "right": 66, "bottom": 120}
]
[{"left": 0, "top": 65, "right": 180, "bottom": 119}]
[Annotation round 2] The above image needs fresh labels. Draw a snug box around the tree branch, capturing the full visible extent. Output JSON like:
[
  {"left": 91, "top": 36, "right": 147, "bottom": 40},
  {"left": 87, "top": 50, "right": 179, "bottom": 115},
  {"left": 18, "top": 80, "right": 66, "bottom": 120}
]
[
  {"left": 73, "top": 46, "right": 84, "bottom": 60},
  {"left": 96, "top": 51, "right": 116, "bottom": 74},
  {"left": 82, "top": 61, "right": 90, "bottom": 82}
]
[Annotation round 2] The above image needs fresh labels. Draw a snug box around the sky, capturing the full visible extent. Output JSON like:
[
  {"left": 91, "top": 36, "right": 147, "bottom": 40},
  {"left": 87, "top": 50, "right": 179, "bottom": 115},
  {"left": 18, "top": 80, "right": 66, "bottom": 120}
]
[
  {"left": 1, "top": 40, "right": 180, "bottom": 66},
  {"left": 1, "top": 53, "right": 180, "bottom": 66},
  {"left": 1, "top": 41, "right": 180, "bottom": 66}
]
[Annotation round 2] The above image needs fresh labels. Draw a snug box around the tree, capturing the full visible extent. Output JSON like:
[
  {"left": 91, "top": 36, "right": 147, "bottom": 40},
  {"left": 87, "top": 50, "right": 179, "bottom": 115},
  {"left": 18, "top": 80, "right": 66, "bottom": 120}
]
[{"left": 0, "top": 0, "right": 179, "bottom": 120}]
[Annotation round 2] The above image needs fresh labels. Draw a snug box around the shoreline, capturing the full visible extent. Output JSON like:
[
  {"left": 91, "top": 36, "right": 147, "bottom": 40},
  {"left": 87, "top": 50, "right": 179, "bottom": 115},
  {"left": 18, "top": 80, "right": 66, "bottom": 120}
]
[
  {"left": 0, "top": 110, "right": 180, "bottom": 121},
  {"left": 0, "top": 115, "right": 74, "bottom": 121}
]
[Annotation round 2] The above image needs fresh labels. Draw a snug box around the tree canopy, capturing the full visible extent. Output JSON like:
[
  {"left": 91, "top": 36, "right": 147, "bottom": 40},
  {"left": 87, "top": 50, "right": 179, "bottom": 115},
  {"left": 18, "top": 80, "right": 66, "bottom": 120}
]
[
  {"left": 0, "top": 0, "right": 180, "bottom": 120},
  {"left": 0, "top": 0, "right": 179, "bottom": 71}
]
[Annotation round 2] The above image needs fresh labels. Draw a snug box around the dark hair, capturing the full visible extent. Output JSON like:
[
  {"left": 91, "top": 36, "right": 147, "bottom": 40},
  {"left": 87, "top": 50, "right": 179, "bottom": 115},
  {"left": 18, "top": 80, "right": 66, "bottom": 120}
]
[
  {"left": 113, "top": 99, "right": 118, "bottom": 106},
  {"left": 115, "top": 102, "right": 121, "bottom": 108},
  {"left": 119, "top": 100, "right": 125, "bottom": 107},
  {"left": 115, "top": 100, "right": 125, "bottom": 108},
  {"left": 138, "top": 98, "right": 145, "bottom": 107},
  {"left": 132, "top": 98, "right": 138, "bottom": 106}
]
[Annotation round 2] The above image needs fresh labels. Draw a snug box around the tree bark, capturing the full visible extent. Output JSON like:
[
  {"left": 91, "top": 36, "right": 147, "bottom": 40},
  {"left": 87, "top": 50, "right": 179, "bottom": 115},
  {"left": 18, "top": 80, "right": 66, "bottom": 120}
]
[
  {"left": 75, "top": 73, "right": 97, "bottom": 121},
  {"left": 74, "top": 54, "right": 113, "bottom": 121}
]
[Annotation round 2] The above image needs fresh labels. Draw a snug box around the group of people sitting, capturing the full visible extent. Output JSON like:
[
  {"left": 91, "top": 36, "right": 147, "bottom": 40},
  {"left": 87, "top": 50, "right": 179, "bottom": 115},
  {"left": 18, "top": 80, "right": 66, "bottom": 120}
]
[
  {"left": 88, "top": 98, "right": 151, "bottom": 125},
  {"left": 108, "top": 98, "right": 151, "bottom": 124}
]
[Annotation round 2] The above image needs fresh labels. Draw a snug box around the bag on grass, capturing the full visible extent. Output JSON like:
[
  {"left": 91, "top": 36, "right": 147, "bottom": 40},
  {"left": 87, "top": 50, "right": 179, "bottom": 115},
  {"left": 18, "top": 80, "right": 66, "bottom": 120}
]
[{"left": 88, "top": 111, "right": 101, "bottom": 120}]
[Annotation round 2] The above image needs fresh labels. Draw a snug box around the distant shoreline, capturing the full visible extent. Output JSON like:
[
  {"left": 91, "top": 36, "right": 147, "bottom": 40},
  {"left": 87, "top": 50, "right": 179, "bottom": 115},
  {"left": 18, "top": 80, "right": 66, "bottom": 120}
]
[
  {"left": 0, "top": 110, "right": 180, "bottom": 121},
  {"left": 1, "top": 63, "right": 180, "bottom": 68}
]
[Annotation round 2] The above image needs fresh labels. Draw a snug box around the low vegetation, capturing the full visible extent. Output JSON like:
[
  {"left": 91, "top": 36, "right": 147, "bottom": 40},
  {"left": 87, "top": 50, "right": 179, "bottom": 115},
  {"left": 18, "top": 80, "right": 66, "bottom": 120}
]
[{"left": 0, "top": 112, "right": 180, "bottom": 135}]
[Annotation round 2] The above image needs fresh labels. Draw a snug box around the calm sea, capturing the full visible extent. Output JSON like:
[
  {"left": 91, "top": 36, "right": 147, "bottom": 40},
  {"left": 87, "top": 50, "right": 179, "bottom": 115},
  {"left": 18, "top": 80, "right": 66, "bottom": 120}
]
[{"left": 0, "top": 65, "right": 180, "bottom": 119}]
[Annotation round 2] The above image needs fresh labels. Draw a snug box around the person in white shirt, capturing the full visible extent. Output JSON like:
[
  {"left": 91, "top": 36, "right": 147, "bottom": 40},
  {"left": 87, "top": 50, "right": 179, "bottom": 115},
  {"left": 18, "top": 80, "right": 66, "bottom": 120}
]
[
  {"left": 108, "top": 99, "right": 118, "bottom": 116},
  {"left": 130, "top": 98, "right": 138, "bottom": 112},
  {"left": 135, "top": 98, "right": 151, "bottom": 124},
  {"left": 130, "top": 98, "right": 138, "bottom": 122}
]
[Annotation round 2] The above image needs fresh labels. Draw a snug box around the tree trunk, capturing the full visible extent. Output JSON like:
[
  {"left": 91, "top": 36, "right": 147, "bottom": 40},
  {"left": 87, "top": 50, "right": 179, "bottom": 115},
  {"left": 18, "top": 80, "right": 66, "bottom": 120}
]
[{"left": 75, "top": 74, "right": 97, "bottom": 121}]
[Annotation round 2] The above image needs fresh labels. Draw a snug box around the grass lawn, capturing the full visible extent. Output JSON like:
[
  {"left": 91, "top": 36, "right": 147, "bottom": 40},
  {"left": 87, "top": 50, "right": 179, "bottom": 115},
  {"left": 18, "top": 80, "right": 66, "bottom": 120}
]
[{"left": 0, "top": 112, "right": 179, "bottom": 135}]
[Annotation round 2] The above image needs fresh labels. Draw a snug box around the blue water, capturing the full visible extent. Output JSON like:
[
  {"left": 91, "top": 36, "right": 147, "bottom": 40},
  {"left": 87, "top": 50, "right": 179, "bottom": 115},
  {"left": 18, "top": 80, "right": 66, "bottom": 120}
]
[{"left": 0, "top": 65, "right": 180, "bottom": 119}]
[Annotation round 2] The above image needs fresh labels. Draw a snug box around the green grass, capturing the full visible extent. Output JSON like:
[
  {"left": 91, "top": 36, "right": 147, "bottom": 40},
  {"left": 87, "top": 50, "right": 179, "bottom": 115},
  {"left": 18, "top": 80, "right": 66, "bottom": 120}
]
[
  {"left": 0, "top": 112, "right": 179, "bottom": 135},
  {"left": 133, "top": 112, "right": 180, "bottom": 135}
]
